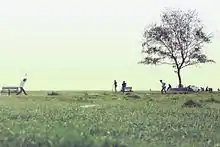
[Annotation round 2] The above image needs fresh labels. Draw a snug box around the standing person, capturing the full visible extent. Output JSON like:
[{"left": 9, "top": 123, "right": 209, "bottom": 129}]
[
  {"left": 205, "top": 86, "right": 209, "bottom": 92},
  {"left": 113, "top": 80, "right": 117, "bottom": 92},
  {"left": 16, "top": 74, "right": 28, "bottom": 95},
  {"left": 160, "top": 80, "right": 166, "bottom": 94},
  {"left": 121, "top": 81, "right": 126, "bottom": 93}
]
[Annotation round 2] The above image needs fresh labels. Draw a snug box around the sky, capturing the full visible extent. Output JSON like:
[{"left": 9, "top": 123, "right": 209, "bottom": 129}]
[{"left": 0, "top": 0, "right": 219, "bottom": 91}]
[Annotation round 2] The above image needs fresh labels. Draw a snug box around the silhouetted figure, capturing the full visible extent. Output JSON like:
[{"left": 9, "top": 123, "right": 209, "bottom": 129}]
[
  {"left": 160, "top": 80, "right": 166, "bottom": 94},
  {"left": 113, "top": 80, "right": 117, "bottom": 92},
  {"left": 205, "top": 86, "right": 209, "bottom": 92},
  {"left": 201, "top": 87, "right": 204, "bottom": 91},
  {"left": 218, "top": 88, "right": 220, "bottom": 91},
  {"left": 16, "top": 75, "right": 27, "bottom": 95},
  {"left": 167, "top": 84, "right": 172, "bottom": 91},
  {"left": 121, "top": 81, "right": 126, "bottom": 93}
]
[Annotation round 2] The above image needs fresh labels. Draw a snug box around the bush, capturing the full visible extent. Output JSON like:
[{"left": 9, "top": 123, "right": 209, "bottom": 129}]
[
  {"left": 182, "top": 99, "right": 202, "bottom": 108},
  {"left": 47, "top": 91, "right": 59, "bottom": 96}
]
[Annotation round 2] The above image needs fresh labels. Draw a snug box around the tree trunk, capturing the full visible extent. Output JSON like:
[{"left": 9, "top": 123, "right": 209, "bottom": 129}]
[{"left": 177, "top": 69, "right": 183, "bottom": 88}]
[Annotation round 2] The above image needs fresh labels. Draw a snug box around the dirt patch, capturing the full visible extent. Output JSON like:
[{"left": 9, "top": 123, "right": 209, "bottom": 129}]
[
  {"left": 182, "top": 99, "right": 202, "bottom": 108},
  {"left": 125, "top": 93, "right": 141, "bottom": 99}
]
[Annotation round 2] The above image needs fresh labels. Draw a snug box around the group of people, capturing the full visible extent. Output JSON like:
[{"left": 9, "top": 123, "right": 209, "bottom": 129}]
[
  {"left": 159, "top": 80, "right": 217, "bottom": 93},
  {"left": 113, "top": 80, "right": 127, "bottom": 93},
  {"left": 113, "top": 79, "right": 171, "bottom": 94},
  {"left": 112, "top": 79, "right": 219, "bottom": 94}
]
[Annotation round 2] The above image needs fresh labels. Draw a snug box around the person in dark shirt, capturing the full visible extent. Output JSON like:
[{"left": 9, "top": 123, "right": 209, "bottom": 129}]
[
  {"left": 205, "top": 86, "right": 209, "bottom": 91},
  {"left": 113, "top": 80, "right": 117, "bottom": 92},
  {"left": 167, "top": 84, "right": 172, "bottom": 91},
  {"left": 121, "top": 81, "right": 126, "bottom": 93}
]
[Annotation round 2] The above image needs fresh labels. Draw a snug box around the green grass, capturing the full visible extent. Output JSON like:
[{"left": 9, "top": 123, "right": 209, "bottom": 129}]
[{"left": 0, "top": 91, "right": 220, "bottom": 147}]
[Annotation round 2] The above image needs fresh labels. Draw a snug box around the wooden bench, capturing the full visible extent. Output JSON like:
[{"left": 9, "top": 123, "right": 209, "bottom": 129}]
[
  {"left": 1, "top": 87, "right": 19, "bottom": 95},
  {"left": 121, "top": 87, "right": 133, "bottom": 92}
]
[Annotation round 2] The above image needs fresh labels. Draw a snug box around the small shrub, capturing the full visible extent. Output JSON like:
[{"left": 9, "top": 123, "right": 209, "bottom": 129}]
[
  {"left": 47, "top": 91, "right": 59, "bottom": 96},
  {"left": 103, "top": 92, "right": 109, "bottom": 95},
  {"left": 182, "top": 99, "right": 202, "bottom": 108}
]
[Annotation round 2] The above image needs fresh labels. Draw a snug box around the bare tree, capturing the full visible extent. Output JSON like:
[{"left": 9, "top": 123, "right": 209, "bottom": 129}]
[{"left": 139, "top": 8, "right": 215, "bottom": 87}]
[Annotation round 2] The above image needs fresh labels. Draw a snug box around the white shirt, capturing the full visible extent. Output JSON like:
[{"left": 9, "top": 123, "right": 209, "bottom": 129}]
[
  {"left": 161, "top": 82, "right": 166, "bottom": 88},
  {"left": 19, "top": 75, "right": 27, "bottom": 87}
]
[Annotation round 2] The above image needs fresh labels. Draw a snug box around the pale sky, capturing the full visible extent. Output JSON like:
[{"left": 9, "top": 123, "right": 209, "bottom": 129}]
[{"left": 0, "top": 0, "right": 219, "bottom": 90}]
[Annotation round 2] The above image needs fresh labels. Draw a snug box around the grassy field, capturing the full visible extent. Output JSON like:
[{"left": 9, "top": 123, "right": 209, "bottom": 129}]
[{"left": 0, "top": 91, "right": 220, "bottom": 147}]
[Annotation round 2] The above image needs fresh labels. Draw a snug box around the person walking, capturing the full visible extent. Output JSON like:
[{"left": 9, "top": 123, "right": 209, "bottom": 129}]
[
  {"left": 160, "top": 80, "right": 166, "bottom": 94},
  {"left": 16, "top": 74, "right": 28, "bottom": 95}
]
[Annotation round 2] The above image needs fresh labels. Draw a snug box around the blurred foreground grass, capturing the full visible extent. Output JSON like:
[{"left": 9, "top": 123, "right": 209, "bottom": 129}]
[{"left": 0, "top": 91, "right": 220, "bottom": 147}]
